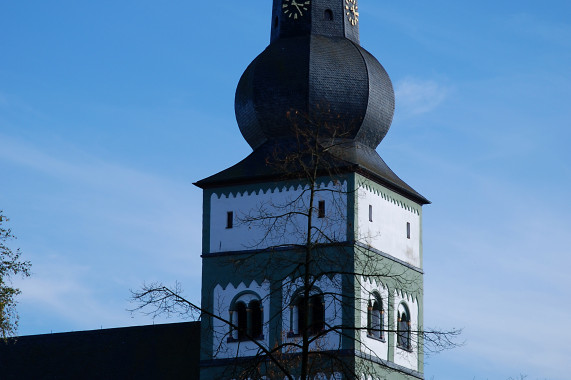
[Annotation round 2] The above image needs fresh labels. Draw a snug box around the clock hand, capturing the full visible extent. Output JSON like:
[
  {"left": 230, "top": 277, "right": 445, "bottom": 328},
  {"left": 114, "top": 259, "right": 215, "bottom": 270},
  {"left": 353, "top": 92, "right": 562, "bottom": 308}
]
[{"left": 293, "top": 2, "right": 304, "bottom": 15}]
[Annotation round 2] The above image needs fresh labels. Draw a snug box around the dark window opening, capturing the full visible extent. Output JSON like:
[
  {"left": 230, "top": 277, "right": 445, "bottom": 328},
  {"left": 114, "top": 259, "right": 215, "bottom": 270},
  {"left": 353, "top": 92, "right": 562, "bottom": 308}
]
[
  {"left": 324, "top": 9, "right": 333, "bottom": 21},
  {"left": 369, "top": 205, "right": 373, "bottom": 222},
  {"left": 227, "top": 211, "right": 233, "bottom": 229},
  {"left": 406, "top": 222, "right": 411, "bottom": 239},
  {"left": 397, "top": 307, "right": 411, "bottom": 350},
  {"left": 273, "top": 16, "right": 279, "bottom": 28},
  {"left": 297, "top": 296, "right": 306, "bottom": 334},
  {"left": 295, "top": 294, "right": 325, "bottom": 336},
  {"left": 249, "top": 300, "right": 263, "bottom": 339},
  {"left": 318, "top": 200, "right": 325, "bottom": 218},
  {"left": 310, "top": 295, "right": 325, "bottom": 333},
  {"left": 235, "top": 301, "right": 247, "bottom": 340},
  {"left": 367, "top": 298, "right": 384, "bottom": 340}
]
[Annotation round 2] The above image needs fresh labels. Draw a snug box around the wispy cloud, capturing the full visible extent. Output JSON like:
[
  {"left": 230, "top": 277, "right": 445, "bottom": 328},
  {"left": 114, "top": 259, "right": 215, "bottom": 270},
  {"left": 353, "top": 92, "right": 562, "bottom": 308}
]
[
  {"left": 16, "top": 256, "right": 110, "bottom": 327},
  {"left": 16, "top": 254, "right": 188, "bottom": 333},
  {"left": 1, "top": 134, "right": 203, "bottom": 333},
  {"left": 392, "top": 136, "right": 571, "bottom": 379},
  {"left": 395, "top": 77, "right": 450, "bottom": 117},
  {"left": 425, "top": 176, "right": 571, "bottom": 379}
]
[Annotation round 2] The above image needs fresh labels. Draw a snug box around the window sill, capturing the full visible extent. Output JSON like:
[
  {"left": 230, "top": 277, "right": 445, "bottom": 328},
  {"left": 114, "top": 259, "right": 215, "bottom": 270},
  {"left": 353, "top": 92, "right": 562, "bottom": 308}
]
[
  {"left": 227, "top": 335, "right": 264, "bottom": 343},
  {"left": 286, "top": 330, "right": 323, "bottom": 338},
  {"left": 366, "top": 334, "right": 385, "bottom": 343},
  {"left": 397, "top": 344, "right": 413, "bottom": 353}
]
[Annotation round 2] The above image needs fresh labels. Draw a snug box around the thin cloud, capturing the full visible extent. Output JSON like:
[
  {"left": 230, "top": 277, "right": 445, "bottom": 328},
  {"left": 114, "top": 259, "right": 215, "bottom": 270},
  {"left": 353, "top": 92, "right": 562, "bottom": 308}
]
[
  {"left": 0, "top": 134, "right": 202, "bottom": 256},
  {"left": 400, "top": 136, "right": 571, "bottom": 379},
  {"left": 16, "top": 255, "right": 187, "bottom": 333},
  {"left": 395, "top": 77, "right": 450, "bottom": 117},
  {"left": 1, "top": 135, "right": 203, "bottom": 333},
  {"left": 16, "top": 257, "right": 107, "bottom": 326},
  {"left": 426, "top": 188, "right": 571, "bottom": 379}
]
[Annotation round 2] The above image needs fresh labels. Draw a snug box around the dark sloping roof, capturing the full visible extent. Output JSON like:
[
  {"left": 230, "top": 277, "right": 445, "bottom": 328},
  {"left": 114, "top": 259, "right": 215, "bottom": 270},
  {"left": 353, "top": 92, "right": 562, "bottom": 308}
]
[
  {"left": 0, "top": 322, "right": 201, "bottom": 380},
  {"left": 194, "top": 140, "right": 429, "bottom": 205}
]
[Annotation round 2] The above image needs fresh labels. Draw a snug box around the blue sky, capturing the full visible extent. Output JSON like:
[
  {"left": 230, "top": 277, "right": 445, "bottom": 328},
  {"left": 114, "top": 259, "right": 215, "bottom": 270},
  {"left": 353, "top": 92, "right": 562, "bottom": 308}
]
[{"left": 1, "top": 1, "right": 570, "bottom": 379}]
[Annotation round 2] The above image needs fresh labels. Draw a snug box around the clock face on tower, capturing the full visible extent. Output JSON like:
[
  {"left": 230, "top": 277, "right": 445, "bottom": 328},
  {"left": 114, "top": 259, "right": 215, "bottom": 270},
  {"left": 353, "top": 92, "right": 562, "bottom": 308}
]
[
  {"left": 282, "top": 0, "right": 311, "bottom": 20},
  {"left": 345, "top": 0, "right": 359, "bottom": 26}
]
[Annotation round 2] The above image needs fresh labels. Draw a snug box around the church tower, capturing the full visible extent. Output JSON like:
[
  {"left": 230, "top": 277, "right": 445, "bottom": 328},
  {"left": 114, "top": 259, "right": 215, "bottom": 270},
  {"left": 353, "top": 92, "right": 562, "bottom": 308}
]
[{"left": 195, "top": 1, "right": 429, "bottom": 379}]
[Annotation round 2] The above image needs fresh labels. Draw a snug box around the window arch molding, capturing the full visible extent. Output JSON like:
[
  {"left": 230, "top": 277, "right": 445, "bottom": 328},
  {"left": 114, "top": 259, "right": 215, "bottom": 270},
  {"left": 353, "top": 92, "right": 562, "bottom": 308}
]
[
  {"left": 288, "top": 286, "right": 325, "bottom": 337},
  {"left": 229, "top": 290, "right": 261, "bottom": 309},
  {"left": 367, "top": 291, "right": 385, "bottom": 340},
  {"left": 396, "top": 301, "right": 412, "bottom": 351},
  {"left": 228, "top": 291, "right": 264, "bottom": 342}
]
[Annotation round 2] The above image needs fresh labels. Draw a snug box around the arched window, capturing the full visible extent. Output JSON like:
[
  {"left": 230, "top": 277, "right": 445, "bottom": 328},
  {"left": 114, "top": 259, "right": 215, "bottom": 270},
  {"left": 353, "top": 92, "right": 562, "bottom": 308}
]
[
  {"left": 397, "top": 303, "right": 411, "bottom": 350},
  {"left": 229, "top": 293, "right": 264, "bottom": 342},
  {"left": 291, "top": 292, "right": 325, "bottom": 336},
  {"left": 367, "top": 293, "right": 384, "bottom": 340}
]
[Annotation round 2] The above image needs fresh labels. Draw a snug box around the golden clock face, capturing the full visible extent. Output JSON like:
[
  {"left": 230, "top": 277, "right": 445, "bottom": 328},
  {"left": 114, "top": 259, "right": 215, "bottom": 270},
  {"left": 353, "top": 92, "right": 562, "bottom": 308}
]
[
  {"left": 345, "top": 0, "right": 359, "bottom": 26},
  {"left": 283, "top": 0, "right": 311, "bottom": 20}
]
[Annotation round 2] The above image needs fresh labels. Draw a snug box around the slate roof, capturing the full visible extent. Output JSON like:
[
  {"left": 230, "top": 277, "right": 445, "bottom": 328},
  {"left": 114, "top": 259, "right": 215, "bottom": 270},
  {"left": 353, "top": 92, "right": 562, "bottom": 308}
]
[
  {"left": 0, "top": 322, "right": 201, "bottom": 380},
  {"left": 194, "top": 139, "right": 429, "bottom": 205},
  {"left": 235, "top": 35, "right": 395, "bottom": 151}
]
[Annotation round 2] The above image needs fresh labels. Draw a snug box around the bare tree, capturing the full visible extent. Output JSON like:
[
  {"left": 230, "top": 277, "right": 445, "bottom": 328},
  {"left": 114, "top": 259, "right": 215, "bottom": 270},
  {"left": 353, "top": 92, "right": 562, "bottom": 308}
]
[
  {"left": 0, "top": 211, "right": 31, "bottom": 339},
  {"left": 131, "top": 110, "right": 461, "bottom": 379}
]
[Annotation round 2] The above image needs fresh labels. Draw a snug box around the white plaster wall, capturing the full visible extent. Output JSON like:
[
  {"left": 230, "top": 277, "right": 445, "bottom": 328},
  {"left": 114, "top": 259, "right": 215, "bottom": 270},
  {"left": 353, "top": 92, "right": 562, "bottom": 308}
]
[
  {"left": 281, "top": 275, "right": 343, "bottom": 352},
  {"left": 212, "top": 280, "right": 271, "bottom": 359},
  {"left": 359, "top": 277, "right": 389, "bottom": 361},
  {"left": 392, "top": 290, "right": 419, "bottom": 371},
  {"left": 210, "top": 182, "right": 347, "bottom": 253},
  {"left": 356, "top": 186, "right": 421, "bottom": 268}
]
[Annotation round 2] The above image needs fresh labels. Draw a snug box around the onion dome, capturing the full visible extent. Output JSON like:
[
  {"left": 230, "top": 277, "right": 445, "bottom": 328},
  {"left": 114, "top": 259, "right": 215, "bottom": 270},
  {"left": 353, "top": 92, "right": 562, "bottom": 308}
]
[
  {"left": 235, "top": 0, "right": 395, "bottom": 151},
  {"left": 235, "top": 36, "right": 395, "bottom": 150}
]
